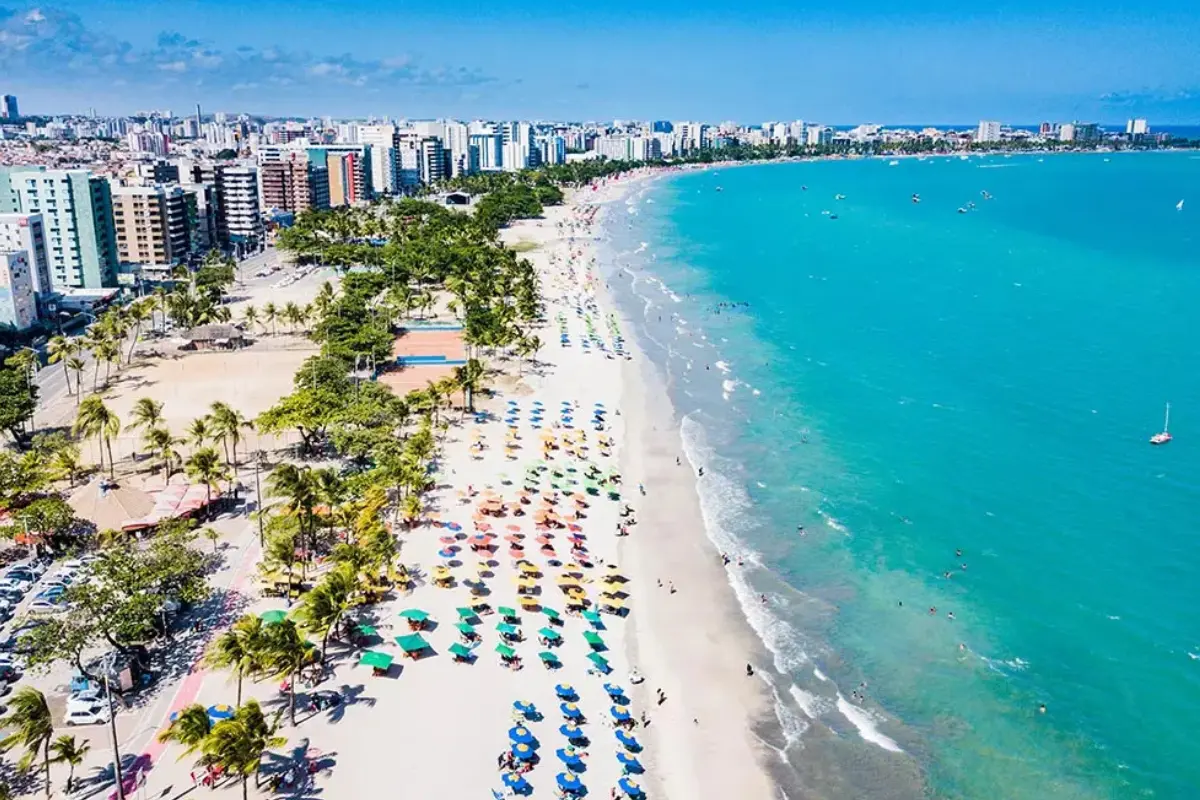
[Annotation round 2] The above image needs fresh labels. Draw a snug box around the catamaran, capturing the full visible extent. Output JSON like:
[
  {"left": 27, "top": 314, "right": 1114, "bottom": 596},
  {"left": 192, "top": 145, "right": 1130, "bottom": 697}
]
[{"left": 1150, "top": 403, "right": 1172, "bottom": 445}]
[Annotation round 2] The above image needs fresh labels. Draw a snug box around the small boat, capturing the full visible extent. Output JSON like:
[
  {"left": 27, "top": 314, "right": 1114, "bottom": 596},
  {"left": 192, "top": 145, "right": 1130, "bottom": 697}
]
[
  {"left": 801, "top": 185, "right": 808, "bottom": 191},
  {"left": 888, "top": 160, "right": 899, "bottom": 166},
  {"left": 1177, "top": 199, "right": 1184, "bottom": 211},
  {"left": 1150, "top": 403, "right": 1172, "bottom": 445},
  {"left": 829, "top": 214, "right": 838, "bottom": 220},
  {"left": 835, "top": 194, "right": 846, "bottom": 200},
  {"left": 821, "top": 210, "right": 831, "bottom": 216},
  {"left": 911, "top": 193, "right": 921, "bottom": 204},
  {"left": 967, "top": 201, "right": 976, "bottom": 209},
  {"left": 957, "top": 207, "right": 967, "bottom": 214},
  {"left": 981, "top": 191, "right": 992, "bottom": 200},
  {"left": 715, "top": 186, "right": 723, "bottom": 192}
]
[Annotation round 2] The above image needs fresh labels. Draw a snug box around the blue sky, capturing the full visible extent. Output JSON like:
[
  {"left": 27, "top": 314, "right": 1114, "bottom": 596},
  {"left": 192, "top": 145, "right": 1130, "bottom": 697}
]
[{"left": 2, "top": 1, "right": 1200, "bottom": 123}]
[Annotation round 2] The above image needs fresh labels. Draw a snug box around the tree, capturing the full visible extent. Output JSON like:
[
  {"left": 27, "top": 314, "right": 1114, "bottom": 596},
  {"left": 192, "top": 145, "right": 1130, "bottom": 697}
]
[
  {"left": 0, "top": 450, "right": 48, "bottom": 509},
  {"left": 206, "top": 615, "right": 267, "bottom": 704},
  {"left": 262, "top": 619, "right": 318, "bottom": 724},
  {"left": 16, "top": 497, "right": 77, "bottom": 551},
  {"left": 0, "top": 687, "right": 54, "bottom": 798},
  {"left": 266, "top": 463, "right": 320, "bottom": 561},
  {"left": 210, "top": 401, "right": 253, "bottom": 469},
  {"left": 128, "top": 397, "right": 165, "bottom": 434},
  {"left": 65, "top": 356, "right": 86, "bottom": 406},
  {"left": 73, "top": 395, "right": 120, "bottom": 480},
  {"left": 200, "top": 700, "right": 284, "bottom": 800},
  {"left": 242, "top": 304, "right": 259, "bottom": 332},
  {"left": 49, "top": 734, "right": 89, "bottom": 794},
  {"left": 48, "top": 441, "right": 84, "bottom": 487},
  {"left": 292, "top": 564, "right": 359, "bottom": 666},
  {"left": 46, "top": 336, "right": 80, "bottom": 396},
  {"left": 144, "top": 427, "right": 182, "bottom": 480},
  {"left": 186, "top": 447, "right": 228, "bottom": 512},
  {"left": 186, "top": 415, "right": 212, "bottom": 451},
  {"left": 156, "top": 703, "right": 213, "bottom": 760},
  {"left": 262, "top": 302, "right": 279, "bottom": 335},
  {"left": 0, "top": 365, "right": 37, "bottom": 445},
  {"left": 202, "top": 527, "right": 221, "bottom": 551}
]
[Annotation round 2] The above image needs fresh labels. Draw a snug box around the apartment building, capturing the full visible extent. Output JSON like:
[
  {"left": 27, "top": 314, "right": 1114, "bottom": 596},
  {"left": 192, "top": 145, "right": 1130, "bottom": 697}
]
[{"left": 111, "top": 185, "right": 192, "bottom": 269}]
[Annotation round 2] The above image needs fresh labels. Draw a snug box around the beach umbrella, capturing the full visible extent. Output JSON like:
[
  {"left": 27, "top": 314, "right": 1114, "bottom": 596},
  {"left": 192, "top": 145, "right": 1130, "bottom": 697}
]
[
  {"left": 513, "top": 700, "right": 537, "bottom": 716},
  {"left": 615, "top": 730, "right": 640, "bottom": 751},
  {"left": 207, "top": 704, "right": 234, "bottom": 720},
  {"left": 438, "top": 535, "right": 457, "bottom": 544},
  {"left": 511, "top": 742, "right": 536, "bottom": 761},
  {"left": 502, "top": 772, "right": 526, "bottom": 790},
  {"left": 603, "top": 683, "right": 626, "bottom": 700},
  {"left": 559, "top": 702, "right": 582, "bottom": 719},
  {"left": 496, "top": 622, "right": 519, "bottom": 637},
  {"left": 583, "top": 631, "right": 605, "bottom": 649},
  {"left": 498, "top": 606, "right": 518, "bottom": 619},
  {"left": 508, "top": 726, "right": 536, "bottom": 745},
  {"left": 587, "top": 652, "right": 610, "bottom": 672},
  {"left": 542, "top": 607, "right": 562, "bottom": 622},
  {"left": 556, "top": 772, "right": 584, "bottom": 792},
  {"left": 616, "top": 752, "right": 643, "bottom": 773},
  {"left": 446, "top": 522, "right": 462, "bottom": 532},
  {"left": 438, "top": 548, "right": 456, "bottom": 559},
  {"left": 556, "top": 747, "right": 582, "bottom": 765},
  {"left": 610, "top": 705, "right": 631, "bottom": 721},
  {"left": 554, "top": 683, "right": 575, "bottom": 699},
  {"left": 259, "top": 610, "right": 287, "bottom": 624},
  {"left": 455, "top": 622, "right": 478, "bottom": 636},
  {"left": 397, "top": 609, "right": 430, "bottom": 622},
  {"left": 559, "top": 723, "right": 584, "bottom": 740},
  {"left": 470, "top": 533, "right": 491, "bottom": 546},
  {"left": 495, "top": 643, "right": 516, "bottom": 659},
  {"left": 456, "top": 606, "right": 478, "bottom": 621},
  {"left": 619, "top": 777, "right": 644, "bottom": 797}
]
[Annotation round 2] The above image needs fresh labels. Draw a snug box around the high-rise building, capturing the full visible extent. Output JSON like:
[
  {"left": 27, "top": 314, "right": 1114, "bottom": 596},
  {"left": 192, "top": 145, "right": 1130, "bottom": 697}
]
[
  {"left": 261, "top": 154, "right": 328, "bottom": 213},
  {"left": 1126, "top": 118, "right": 1149, "bottom": 136},
  {"left": 181, "top": 182, "right": 220, "bottom": 254},
  {"left": 444, "top": 122, "right": 471, "bottom": 176},
  {"left": 1039, "top": 122, "right": 1054, "bottom": 137},
  {"left": 470, "top": 134, "right": 504, "bottom": 172},
  {"left": 326, "top": 151, "right": 364, "bottom": 206},
  {"left": 1075, "top": 123, "right": 1100, "bottom": 143},
  {"left": 0, "top": 252, "right": 37, "bottom": 330},
  {"left": 111, "top": 185, "right": 192, "bottom": 270},
  {"left": 1058, "top": 123, "right": 1076, "bottom": 141},
  {"left": 976, "top": 121, "right": 1002, "bottom": 143},
  {"left": 195, "top": 165, "right": 263, "bottom": 255},
  {"left": 0, "top": 95, "right": 18, "bottom": 120},
  {"left": 419, "top": 138, "right": 446, "bottom": 185},
  {"left": 806, "top": 126, "right": 833, "bottom": 146},
  {"left": 358, "top": 124, "right": 398, "bottom": 195},
  {"left": 0, "top": 167, "right": 119, "bottom": 289},
  {"left": 537, "top": 135, "right": 567, "bottom": 166},
  {"left": 0, "top": 213, "right": 51, "bottom": 296}
]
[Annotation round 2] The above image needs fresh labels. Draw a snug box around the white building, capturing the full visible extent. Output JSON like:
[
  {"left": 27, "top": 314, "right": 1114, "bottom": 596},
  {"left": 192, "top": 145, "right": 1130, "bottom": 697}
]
[
  {"left": 357, "top": 124, "right": 398, "bottom": 195},
  {"left": 1126, "top": 118, "right": 1149, "bottom": 136},
  {"left": 806, "top": 126, "right": 833, "bottom": 146},
  {"left": 471, "top": 134, "right": 504, "bottom": 172},
  {"left": 444, "top": 121, "right": 472, "bottom": 176},
  {"left": 420, "top": 138, "right": 446, "bottom": 185},
  {"left": 215, "top": 166, "right": 263, "bottom": 254},
  {"left": 976, "top": 121, "right": 1002, "bottom": 143},
  {"left": 0, "top": 251, "right": 37, "bottom": 330},
  {"left": 537, "top": 135, "right": 567, "bottom": 166},
  {"left": 0, "top": 213, "right": 51, "bottom": 295},
  {"left": 1058, "top": 123, "right": 1076, "bottom": 142}
]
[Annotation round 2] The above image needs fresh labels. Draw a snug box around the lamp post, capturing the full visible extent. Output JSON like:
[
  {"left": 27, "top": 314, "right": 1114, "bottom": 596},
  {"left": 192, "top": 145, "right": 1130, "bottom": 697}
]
[
  {"left": 253, "top": 449, "right": 266, "bottom": 549},
  {"left": 101, "top": 652, "right": 126, "bottom": 800}
]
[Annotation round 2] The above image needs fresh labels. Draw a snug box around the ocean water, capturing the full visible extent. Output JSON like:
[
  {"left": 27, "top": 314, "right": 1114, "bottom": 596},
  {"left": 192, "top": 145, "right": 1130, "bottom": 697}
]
[{"left": 598, "top": 153, "right": 1200, "bottom": 800}]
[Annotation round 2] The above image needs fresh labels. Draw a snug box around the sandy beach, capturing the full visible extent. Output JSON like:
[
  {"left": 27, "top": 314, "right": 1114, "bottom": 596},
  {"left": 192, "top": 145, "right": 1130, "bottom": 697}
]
[{"left": 81, "top": 175, "right": 784, "bottom": 800}]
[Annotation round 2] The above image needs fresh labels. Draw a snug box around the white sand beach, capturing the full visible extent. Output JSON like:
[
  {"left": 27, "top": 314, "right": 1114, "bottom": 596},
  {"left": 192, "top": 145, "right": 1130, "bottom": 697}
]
[{"left": 116, "top": 176, "right": 777, "bottom": 800}]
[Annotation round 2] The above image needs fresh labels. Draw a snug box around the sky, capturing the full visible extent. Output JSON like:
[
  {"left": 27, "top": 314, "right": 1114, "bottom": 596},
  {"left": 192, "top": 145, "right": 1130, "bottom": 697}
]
[{"left": 2, "top": 1, "right": 1200, "bottom": 124}]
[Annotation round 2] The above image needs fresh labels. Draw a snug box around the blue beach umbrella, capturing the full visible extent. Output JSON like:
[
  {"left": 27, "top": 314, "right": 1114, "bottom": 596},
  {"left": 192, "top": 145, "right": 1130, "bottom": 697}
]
[
  {"left": 556, "top": 772, "right": 584, "bottom": 792},
  {"left": 559, "top": 702, "right": 582, "bottom": 719},
  {"left": 438, "top": 548, "right": 456, "bottom": 558},
  {"left": 502, "top": 772, "right": 527, "bottom": 790},
  {"left": 559, "top": 723, "right": 585, "bottom": 740},
  {"left": 554, "top": 683, "right": 575, "bottom": 699},
  {"left": 618, "top": 776, "right": 644, "bottom": 797},
  {"left": 603, "top": 683, "right": 625, "bottom": 700},
  {"left": 616, "top": 752, "right": 644, "bottom": 773},
  {"left": 513, "top": 700, "right": 537, "bottom": 716},
  {"left": 446, "top": 522, "right": 462, "bottom": 532},
  {"left": 615, "top": 729, "right": 640, "bottom": 751},
  {"left": 610, "top": 705, "right": 631, "bottom": 721},
  {"left": 555, "top": 747, "right": 582, "bottom": 765},
  {"left": 511, "top": 742, "right": 535, "bottom": 760},
  {"left": 207, "top": 704, "right": 234, "bottom": 720},
  {"left": 508, "top": 726, "right": 535, "bottom": 745}
]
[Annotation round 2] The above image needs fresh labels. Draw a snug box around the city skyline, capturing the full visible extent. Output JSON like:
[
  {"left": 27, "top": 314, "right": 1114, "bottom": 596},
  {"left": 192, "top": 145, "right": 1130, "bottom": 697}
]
[{"left": 2, "top": 2, "right": 1200, "bottom": 122}]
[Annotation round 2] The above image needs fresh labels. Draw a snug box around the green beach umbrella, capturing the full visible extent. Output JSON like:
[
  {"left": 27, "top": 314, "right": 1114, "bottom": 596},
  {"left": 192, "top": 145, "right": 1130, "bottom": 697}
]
[
  {"left": 455, "top": 622, "right": 477, "bottom": 635},
  {"left": 496, "top": 622, "right": 519, "bottom": 636},
  {"left": 583, "top": 631, "right": 605, "bottom": 649},
  {"left": 582, "top": 610, "right": 602, "bottom": 624},
  {"left": 498, "top": 606, "right": 518, "bottom": 619},
  {"left": 259, "top": 610, "right": 287, "bottom": 624},
  {"left": 356, "top": 623, "right": 378, "bottom": 637},
  {"left": 398, "top": 609, "right": 430, "bottom": 622},
  {"left": 495, "top": 643, "right": 516, "bottom": 658},
  {"left": 449, "top": 643, "right": 474, "bottom": 659},
  {"left": 586, "top": 652, "right": 609, "bottom": 670},
  {"left": 538, "top": 627, "right": 562, "bottom": 641},
  {"left": 541, "top": 607, "right": 561, "bottom": 621},
  {"left": 359, "top": 650, "right": 393, "bottom": 670},
  {"left": 394, "top": 634, "right": 430, "bottom": 654},
  {"left": 538, "top": 651, "right": 559, "bottom": 664},
  {"left": 457, "top": 607, "right": 478, "bottom": 621}
]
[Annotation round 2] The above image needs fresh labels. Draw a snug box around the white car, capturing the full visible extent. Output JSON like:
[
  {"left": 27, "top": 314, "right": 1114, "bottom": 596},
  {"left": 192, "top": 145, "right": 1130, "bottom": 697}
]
[
  {"left": 64, "top": 704, "right": 110, "bottom": 726},
  {"left": 26, "top": 599, "right": 66, "bottom": 614},
  {"left": 68, "top": 688, "right": 104, "bottom": 705},
  {"left": 0, "top": 579, "right": 31, "bottom": 593}
]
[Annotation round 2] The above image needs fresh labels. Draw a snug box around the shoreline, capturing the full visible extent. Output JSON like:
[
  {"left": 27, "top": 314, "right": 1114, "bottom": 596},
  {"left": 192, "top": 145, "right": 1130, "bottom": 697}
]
[{"left": 549, "top": 172, "right": 782, "bottom": 799}]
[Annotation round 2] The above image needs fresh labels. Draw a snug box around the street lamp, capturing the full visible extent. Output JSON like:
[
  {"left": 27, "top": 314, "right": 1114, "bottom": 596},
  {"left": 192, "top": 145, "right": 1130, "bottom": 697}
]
[
  {"left": 100, "top": 652, "right": 126, "bottom": 800},
  {"left": 253, "top": 450, "right": 267, "bottom": 549}
]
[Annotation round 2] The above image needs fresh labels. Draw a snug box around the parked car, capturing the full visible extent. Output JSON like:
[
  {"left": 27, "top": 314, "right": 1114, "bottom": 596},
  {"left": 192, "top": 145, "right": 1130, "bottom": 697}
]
[
  {"left": 0, "top": 579, "right": 31, "bottom": 593},
  {"left": 64, "top": 704, "right": 110, "bottom": 726},
  {"left": 27, "top": 598, "right": 66, "bottom": 614}
]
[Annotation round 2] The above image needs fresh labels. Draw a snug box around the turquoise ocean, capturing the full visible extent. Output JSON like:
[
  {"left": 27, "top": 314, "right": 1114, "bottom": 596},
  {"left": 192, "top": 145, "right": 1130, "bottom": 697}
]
[{"left": 598, "top": 153, "right": 1200, "bottom": 799}]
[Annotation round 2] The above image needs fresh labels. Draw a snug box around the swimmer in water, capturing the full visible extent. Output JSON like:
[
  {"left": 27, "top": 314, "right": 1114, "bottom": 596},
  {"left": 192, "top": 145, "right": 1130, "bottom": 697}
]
[
  {"left": 947, "top": 612, "right": 955, "bottom": 620},
  {"left": 1039, "top": 703, "right": 1047, "bottom": 714},
  {"left": 955, "top": 549, "right": 963, "bottom": 558},
  {"left": 929, "top": 607, "right": 937, "bottom": 615}
]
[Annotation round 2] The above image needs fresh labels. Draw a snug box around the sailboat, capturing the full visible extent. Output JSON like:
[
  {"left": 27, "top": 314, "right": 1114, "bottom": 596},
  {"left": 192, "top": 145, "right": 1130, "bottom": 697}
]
[
  {"left": 1150, "top": 403, "right": 1172, "bottom": 445},
  {"left": 1176, "top": 199, "right": 1184, "bottom": 211}
]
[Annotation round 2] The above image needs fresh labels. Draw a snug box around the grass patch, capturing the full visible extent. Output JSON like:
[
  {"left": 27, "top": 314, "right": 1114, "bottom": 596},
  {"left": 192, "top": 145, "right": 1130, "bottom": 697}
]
[{"left": 509, "top": 240, "right": 540, "bottom": 253}]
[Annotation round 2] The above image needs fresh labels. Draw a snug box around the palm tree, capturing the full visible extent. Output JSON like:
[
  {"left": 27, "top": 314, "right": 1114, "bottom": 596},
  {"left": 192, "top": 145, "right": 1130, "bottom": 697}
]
[
  {"left": 210, "top": 402, "right": 253, "bottom": 470},
  {"left": 292, "top": 564, "right": 358, "bottom": 666},
  {"left": 267, "top": 463, "right": 319, "bottom": 562},
  {"left": 186, "top": 447, "right": 228, "bottom": 513},
  {"left": 186, "top": 415, "right": 212, "bottom": 451},
  {"left": 156, "top": 703, "right": 212, "bottom": 759},
  {"left": 65, "top": 356, "right": 86, "bottom": 406},
  {"left": 282, "top": 302, "right": 301, "bottom": 333},
  {"left": 205, "top": 614, "right": 267, "bottom": 704},
  {"left": 46, "top": 336, "right": 79, "bottom": 396},
  {"left": 144, "top": 427, "right": 182, "bottom": 480},
  {"left": 201, "top": 700, "right": 284, "bottom": 800},
  {"left": 241, "top": 304, "right": 259, "bottom": 333},
  {"left": 125, "top": 300, "right": 155, "bottom": 363},
  {"left": 128, "top": 397, "right": 165, "bottom": 433},
  {"left": 49, "top": 443, "right": 83, "bottom": 487},
  {"left": 93, "top": 338, "right": 119, "bottom": 388},
  {"left": 262, "top": 619, "right": 318, "bottom": 724},
  {"left": 73, "top": 395, "right": 120, "bottom": 480},
  {"left": 262, "top": 302, "right": 279, "bottom": 336},
  {"left": 49, "top": 734, "right": 89, "bottom": 794},
  {"left": 0, "top": 687, "right": 54, "bottom": 798},
  {"left": 453, "top": 358, "right": 486, "bottom": 412}
]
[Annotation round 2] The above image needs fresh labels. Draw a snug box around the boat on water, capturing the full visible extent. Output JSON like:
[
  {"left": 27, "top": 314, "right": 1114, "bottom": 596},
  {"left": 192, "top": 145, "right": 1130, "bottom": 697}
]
[
  {"left": 1177, "top": 199, "right": 1184, "bottom": 211},
  {"left": 834, "top": 194, "right": 846, "bottom": 200},
  {"left": 957, "top": 207, "right": 968, "bottom": 214},
  {"left": 1150, "top": 403, "right": 1172, "bottom": 445},
  {"left": 981, "top": 190, "right": 992, "bottom": 200},
  {"left": 829, "top": 214, "right": 839, "bottom": 220},
  {"left": 911, "top": 193, "right": 921, "bottom": 203},
  {"left": 715, "top": 186, "right": 723, "bottom": 192},
  {"left": 888, "top": 160, "right": 899, "bottom": 166}
]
